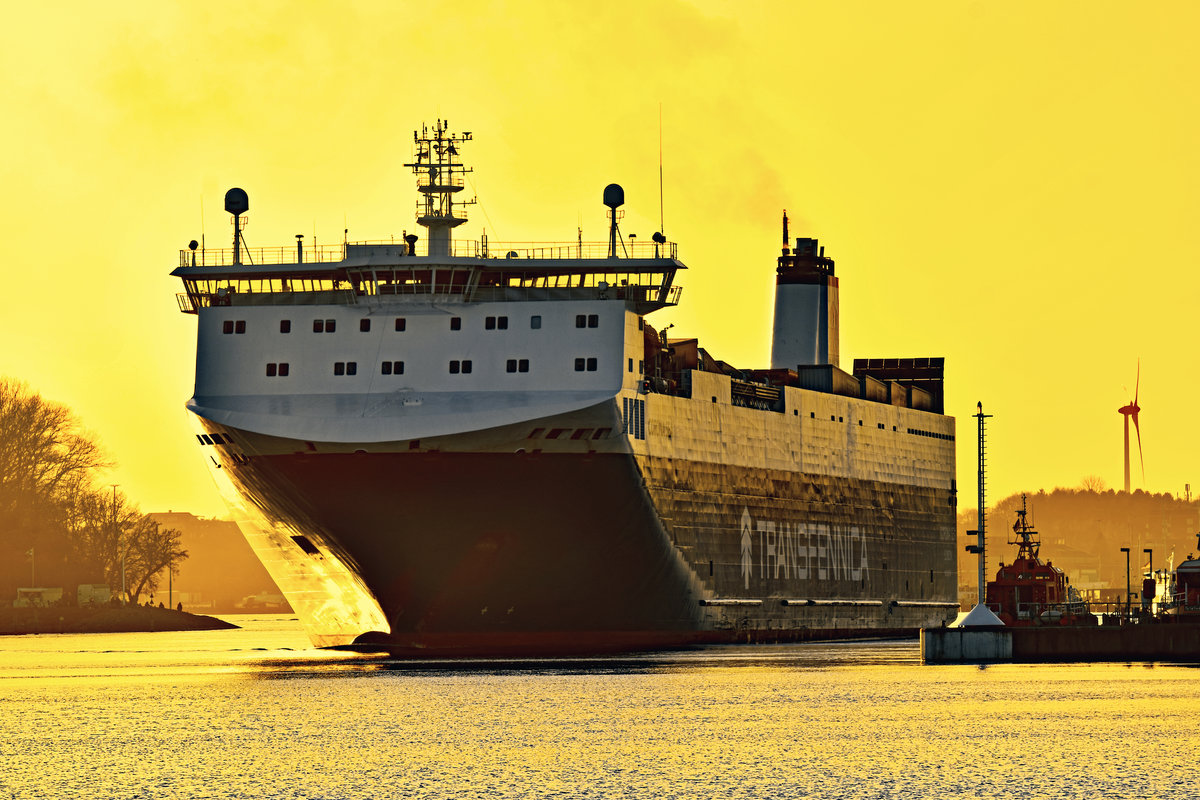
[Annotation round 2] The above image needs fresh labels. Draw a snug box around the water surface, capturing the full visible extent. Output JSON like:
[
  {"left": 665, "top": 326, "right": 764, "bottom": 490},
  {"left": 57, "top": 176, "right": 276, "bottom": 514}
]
[{"left": 1, "top": 616, "right": 1196, "bottom": 798}]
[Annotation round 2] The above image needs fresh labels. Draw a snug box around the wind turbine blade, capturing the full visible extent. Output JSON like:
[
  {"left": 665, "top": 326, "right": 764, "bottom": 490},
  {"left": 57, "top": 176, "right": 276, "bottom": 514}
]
[
  {"left": 1133, "top": 413, "right": 1144, "bottom": 483},
  {"left": 1134, "top": 359, "right": 1140, "bottom": 406}
]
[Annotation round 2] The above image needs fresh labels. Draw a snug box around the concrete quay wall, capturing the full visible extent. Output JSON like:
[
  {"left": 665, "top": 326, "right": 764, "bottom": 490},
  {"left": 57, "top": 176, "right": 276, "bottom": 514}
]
[{"left": 923, "top": 624, "right": 1200, "bottom": 663}]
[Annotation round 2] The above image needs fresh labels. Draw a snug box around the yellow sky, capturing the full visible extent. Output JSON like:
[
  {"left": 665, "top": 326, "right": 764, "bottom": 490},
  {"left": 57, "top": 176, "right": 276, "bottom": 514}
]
[{"left": 2, "top": 1, "right": 1197, "bottom": 518}]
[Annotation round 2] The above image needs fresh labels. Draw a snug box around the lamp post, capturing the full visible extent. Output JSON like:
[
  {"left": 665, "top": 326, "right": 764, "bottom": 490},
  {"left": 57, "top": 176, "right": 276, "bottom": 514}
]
[
  {"left": 1119, "top": 547, "right": 1130, "bottom": 623},
  {"left": 111, "top": 484, "right": 124, "bottom": 605}
]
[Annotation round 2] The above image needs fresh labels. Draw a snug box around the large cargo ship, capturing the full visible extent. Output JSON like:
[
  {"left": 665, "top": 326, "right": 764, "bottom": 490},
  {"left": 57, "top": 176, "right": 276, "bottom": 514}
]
[{"left": 172, "top": 121, "right": 959, "bottom": 654}]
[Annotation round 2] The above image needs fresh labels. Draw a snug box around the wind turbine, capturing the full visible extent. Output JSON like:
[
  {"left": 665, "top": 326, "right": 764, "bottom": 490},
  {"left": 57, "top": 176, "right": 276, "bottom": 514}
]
[{"left": 1118, "top": 362, "right": 1144, "bottom": 493}]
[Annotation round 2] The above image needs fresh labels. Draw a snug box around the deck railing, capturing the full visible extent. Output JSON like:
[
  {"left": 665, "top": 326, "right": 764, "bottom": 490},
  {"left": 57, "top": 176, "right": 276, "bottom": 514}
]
[{"left": 178, "top": 239, "right": 679, "bottom": 268}]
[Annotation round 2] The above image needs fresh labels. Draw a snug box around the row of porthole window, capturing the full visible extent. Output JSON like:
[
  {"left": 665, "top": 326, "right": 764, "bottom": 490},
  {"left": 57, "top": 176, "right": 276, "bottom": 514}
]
[
  {"left": 264, "top": 357, "right": 593, "bottom": 377},
  {"left": 227, "top": 313, "right": 602, "bottom": 336}
]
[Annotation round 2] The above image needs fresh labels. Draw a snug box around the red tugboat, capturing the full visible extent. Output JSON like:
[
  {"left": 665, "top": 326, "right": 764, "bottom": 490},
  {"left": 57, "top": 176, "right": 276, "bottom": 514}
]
[{"left": 985, "top": 496, "right": 1093, "bottom": 626}]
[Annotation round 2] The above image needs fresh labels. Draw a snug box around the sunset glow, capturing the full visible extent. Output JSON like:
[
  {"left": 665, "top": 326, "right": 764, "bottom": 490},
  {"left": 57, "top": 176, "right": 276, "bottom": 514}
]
[{"left": 2, "top": 1, "right": 1198, "bottom": 517}]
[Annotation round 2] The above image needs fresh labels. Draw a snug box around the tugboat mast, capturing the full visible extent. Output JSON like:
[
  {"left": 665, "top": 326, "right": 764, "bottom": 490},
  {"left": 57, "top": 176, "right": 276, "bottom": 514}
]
[
  {"left": 403, "top": 120, "right": 475, "bottom": 257},
  {"left": 1010, "top": 494, "right": 1040, "bottom": 561}
]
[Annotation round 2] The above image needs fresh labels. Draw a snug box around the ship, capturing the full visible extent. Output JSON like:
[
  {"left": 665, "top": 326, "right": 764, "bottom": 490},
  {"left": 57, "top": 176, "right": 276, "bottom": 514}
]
[
  {"left": 171, "top": 120, "right": 959, "bottom": 655},
  {"left": 984, "top": 497, "right": 1092, "bottom": 626}
]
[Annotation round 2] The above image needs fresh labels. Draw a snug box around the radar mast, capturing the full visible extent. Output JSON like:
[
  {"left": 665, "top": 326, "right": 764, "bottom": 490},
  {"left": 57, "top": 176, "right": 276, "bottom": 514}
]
[{"left": 403, "top": 120, "right": 475, "bottom": 257}]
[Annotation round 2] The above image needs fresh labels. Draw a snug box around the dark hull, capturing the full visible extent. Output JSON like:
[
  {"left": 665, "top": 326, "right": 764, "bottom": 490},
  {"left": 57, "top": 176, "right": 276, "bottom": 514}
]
[{"left": 213, "top": 442, "right": 956, "bottom": 655}]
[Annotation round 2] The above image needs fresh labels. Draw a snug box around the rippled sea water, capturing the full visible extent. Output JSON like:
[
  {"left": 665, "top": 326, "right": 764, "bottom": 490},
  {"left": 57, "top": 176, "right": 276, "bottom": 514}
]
[{"left": 1, "top": 616, "right": 1197, "bottom": 799}]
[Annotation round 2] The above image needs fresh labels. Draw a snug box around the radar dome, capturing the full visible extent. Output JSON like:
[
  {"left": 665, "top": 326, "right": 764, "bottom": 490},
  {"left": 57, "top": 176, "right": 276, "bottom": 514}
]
[
  {"left": 603, "top": 183, "right": 624, "bottom": 209},
  {"left": 224, "top": 188, "right": 249, "bottom": 216}
]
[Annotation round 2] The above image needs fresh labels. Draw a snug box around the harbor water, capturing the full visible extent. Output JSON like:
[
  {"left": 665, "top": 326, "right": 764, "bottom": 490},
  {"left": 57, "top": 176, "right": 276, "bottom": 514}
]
[{"left": 1, "top": 616, "right": 1197, "bottom": 799}]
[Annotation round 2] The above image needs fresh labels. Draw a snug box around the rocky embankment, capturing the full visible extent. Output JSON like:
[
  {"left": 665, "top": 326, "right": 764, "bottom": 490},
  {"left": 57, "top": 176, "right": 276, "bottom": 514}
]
[{"left": 0, "top": 606, "right": 239, "bottom": 635}]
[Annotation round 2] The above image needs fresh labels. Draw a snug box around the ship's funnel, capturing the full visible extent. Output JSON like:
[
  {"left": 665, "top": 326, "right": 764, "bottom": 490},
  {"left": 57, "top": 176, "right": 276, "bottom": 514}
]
[{"left": 770, "top": 234, "right": 839, "bottom": 369}]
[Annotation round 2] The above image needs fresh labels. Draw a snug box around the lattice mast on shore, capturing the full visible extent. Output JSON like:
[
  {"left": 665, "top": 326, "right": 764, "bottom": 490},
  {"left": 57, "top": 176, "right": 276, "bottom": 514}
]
[
  {"left": 403, "top": 120, "right": 476, "bottom": 257},
  {"left": 965, "top": 402, "right": 993, "bottom": 605}
]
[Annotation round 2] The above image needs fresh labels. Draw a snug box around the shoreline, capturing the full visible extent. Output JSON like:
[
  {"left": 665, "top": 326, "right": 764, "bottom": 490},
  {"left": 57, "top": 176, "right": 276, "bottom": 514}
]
[{"left": 0, "top": 606, "right": 239, "bottom": 635}]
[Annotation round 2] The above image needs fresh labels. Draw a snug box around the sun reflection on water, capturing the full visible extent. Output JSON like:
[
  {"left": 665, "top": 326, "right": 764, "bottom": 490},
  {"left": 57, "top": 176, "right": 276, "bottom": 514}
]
[{"left": 1, "top": 617, "right": 1197, "bottom": 799}]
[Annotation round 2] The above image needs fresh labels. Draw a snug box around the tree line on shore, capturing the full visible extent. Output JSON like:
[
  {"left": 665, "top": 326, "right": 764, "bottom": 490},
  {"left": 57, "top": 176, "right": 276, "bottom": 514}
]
[
  {"left": 956, "top": 480, "right": 1200, "bottom": 595},
  {"left": 0, "top": 378, "right": 186, "bottom": 604}
]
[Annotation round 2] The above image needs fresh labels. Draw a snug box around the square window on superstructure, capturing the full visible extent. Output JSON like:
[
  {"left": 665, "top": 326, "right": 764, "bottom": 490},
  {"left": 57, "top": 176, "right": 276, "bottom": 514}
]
[
  {"left": 450, "top": 317, "right": 461, "bottom": 331},
  {"left": 325, "top": 319, "right": 336, "bottom": 333},
  {"left": 313, "top": 320, "right": 323, "bottom": 333},
  {"left": 222, "top": 320, "right": 234, "bottom": 334},
  {"left": 575, "top": 314, "right": 586, "bottom": 328},
  {"left": 628, "top": 358, "right": 633, "bottom": 373},
  {"left": 235, "top": 320, "right": 246, "bottom": 334},
  {"left": 587, "top": 314, "right": 598, "bottom": 328},
  {"left": 530, "top": 315, "right": 541, "bottom": 329},
  {"left": 266, "top": 363, "right": 277, "bottom": 377},
  {"left": 360, "top": 319, "right": 371, "bottom": 332},
  {"left": 506, "top": 359, "right": 517, "bottom": 373},
  {"left": 498, "top": 316, "right": 508, "bottom": 330},
  {"left": 347, "top": 362, "right": 357, "bottom": 376},
  {"left": 574, "top": 358, "right": 585, "bottom": 371},
  {"left": 586, "top": 357, "right": 597, "bottom": 371},
  {"left": 486, "top": 316, "right": 496, "bottom": 330},
  {"left": 382, "top": 362, "right": 392, "bottom": 375},
  {"left": 393, "top": 361, "right": 404, "bottom": 374},
  {"left": 462, "top": 360, "right": 472, "bottom": 374},
  {"left": 334, "top": 362, "right": 345, "bottom": 376},
  {"left": 279, "top": 363, "right": 289, "bottom": 376},
  {"left": 280, "top": 320, "right": 291, "bottom": 333},
  {"left": 450, "top": 360, "right": 460, "bottom": 374},
  {"left": 518, "top": 359, "right": 529, "bottom": 373},
  {"left": 395, "top": 317, "right": 407, "bottom": 331},
  {"left": 638, "top": 360, "right": 644, "bottom": 373}
]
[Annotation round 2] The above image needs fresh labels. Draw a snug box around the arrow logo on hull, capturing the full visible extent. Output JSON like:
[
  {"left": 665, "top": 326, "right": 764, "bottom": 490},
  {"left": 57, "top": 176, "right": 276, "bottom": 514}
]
[{"left": 740, "top": 508, "right": 753, "bottom": 589}]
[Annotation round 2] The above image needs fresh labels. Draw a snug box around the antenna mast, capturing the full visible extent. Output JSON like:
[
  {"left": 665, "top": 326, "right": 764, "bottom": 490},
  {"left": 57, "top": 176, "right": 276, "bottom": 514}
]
[
  {"left": 972, "top": 403, "right": 993, "bottom": 604},
  {"left": 403, "top": 120, "right": 475, "bottom": 257},
  {"left": 658, "top": 102, "right": 665, "bottom": 236}
]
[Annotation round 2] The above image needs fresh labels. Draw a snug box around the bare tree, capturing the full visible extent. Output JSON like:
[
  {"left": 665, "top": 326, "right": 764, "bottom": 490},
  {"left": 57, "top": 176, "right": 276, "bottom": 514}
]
[
  {"left": 0, "top": 379, "right": 106, "bottom": 543},
  {"left": 1081, "top": 475, "right": 1108, "bottom": 493},
  {"left": 66, "top": 487, "right": 187, "bottom": 603}
]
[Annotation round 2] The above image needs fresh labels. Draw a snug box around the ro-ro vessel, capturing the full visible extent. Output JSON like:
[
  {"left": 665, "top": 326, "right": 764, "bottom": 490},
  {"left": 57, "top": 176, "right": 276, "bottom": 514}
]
[{"left": 173, "top": 121, "right": 959, "bottom": 654}]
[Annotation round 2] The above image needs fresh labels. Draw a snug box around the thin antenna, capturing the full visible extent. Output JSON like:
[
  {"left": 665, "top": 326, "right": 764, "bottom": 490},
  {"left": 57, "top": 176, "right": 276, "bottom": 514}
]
[
  {"left": 974, "top": 402, "right": 993, "bottom": 605},
  {"left": 200, "top": 194, "right": 206, "bottom": 257},
  {"left": 658, "top": 102, "right": 665, "bottom": 236}
]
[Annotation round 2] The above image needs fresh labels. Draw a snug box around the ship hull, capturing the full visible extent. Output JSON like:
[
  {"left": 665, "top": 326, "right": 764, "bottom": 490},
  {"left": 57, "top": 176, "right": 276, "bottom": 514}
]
[{"left": 205, "top": 430, "right": 956, "bottom": 655}]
